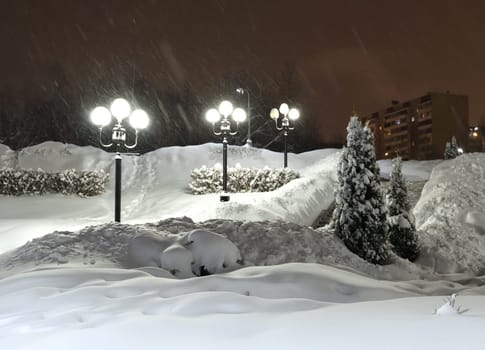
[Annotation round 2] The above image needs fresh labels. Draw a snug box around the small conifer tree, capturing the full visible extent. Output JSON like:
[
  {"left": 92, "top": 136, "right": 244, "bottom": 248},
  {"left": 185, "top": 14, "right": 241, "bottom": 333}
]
[
  {"left": 386, "top": 157, "right": 419, "bottom": 261},
  {"left": 332, "top": 116, "right": 390, "bottom": 264}
]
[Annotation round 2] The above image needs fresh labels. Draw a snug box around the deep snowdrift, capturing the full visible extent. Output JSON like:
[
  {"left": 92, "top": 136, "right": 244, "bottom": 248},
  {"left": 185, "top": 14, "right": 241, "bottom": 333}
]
[
  {"left": 1, "top": 143, "right": 485, "bottom": 278},
  {"left": 0, "top": 142, "right": 338, "bottom": 253},
  {"left": 414, "top": 153, "right": 485, "bottom": 274},
  {"left": 1, "top": 142, "right": 485, "bottom": 349}
]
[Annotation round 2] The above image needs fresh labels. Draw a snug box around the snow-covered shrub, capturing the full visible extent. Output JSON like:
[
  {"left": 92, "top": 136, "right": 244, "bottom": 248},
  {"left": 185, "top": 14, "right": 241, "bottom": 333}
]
[
  {"left": 386, "top": 157, "right": 419, "bottom": 261},
  {"left": 160, "top": 243, "right": 195, "bottom": 278},
  {"left": 179, "top": 229, "right": 242, "bottom": 276},
  {"left": 189, "top": 165, "right": 299, "bottom": 194},
  {"left": 124, "top": 226, "right": 243, "bottom": 278},
  {"left": 331, "top": 116, "right": 390, "bottom": 265},
  {"left": 52, "top": 170, "right": 109, "bottom": 197},
  {"left": 0, "top": 168, "right": 109, "bottom": 197},
  {"left": 434, "top": 294, "right": 469, "bottom": 315},
  {"left": 444, "top": 136, "right": 460, "bottom": 159}
]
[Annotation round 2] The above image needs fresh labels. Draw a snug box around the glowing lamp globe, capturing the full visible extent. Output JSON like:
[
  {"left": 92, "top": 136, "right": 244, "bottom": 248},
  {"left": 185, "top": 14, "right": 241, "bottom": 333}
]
[
  {"left": 232, "top": 108, "right": 247, "bottom": 123},
  {"left": 218, "top": 100, "right": 234, "bottom": 117},
  {"left": 206, "top": 109, "right": 221, "bottom": 123},
  {"left": 90, "top": 106, "right": 111, "bottom": 127},
  {"left": 279, "top": 103, "right": 290, "bottom": 116},
  {"left": 110, "top": 98, "right": 131, "bottom": 122},
  {"left": 269, "top": 108, "right": 279, "bottom": 120},
  {"left": 129, "top": 109, "right": 149, "bottom": 129},
  {"left": 288, "top": 108, "right": 300, "bottom": 121}
]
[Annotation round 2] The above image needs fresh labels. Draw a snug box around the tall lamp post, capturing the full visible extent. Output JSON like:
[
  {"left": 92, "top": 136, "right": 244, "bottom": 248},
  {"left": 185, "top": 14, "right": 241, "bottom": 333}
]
[
  {"left": 90, "top": 98, "right": 149, "bottom": 223},
  {"left": 206, "top": 100, "right": 246, "bottom": 202},
  {"left": 269, "top": 103, "right": 300, "bottom": 168},
  {"left": 236, "top": 88, "right": 251, "bottom": 147}
]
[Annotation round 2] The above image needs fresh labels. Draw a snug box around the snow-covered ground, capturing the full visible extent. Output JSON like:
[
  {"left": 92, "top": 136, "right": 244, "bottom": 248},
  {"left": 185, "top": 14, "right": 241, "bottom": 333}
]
[{"left": 1, "top": 141, "right": 485, "bottom": 349}]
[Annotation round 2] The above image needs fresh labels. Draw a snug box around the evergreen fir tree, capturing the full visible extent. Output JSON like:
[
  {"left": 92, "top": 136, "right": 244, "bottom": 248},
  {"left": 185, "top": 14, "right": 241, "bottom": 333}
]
[
  {"left": 386, "top": 157, "right": 419, "bottom": 261},
  {"left": 444, "top": 136, "right": 460, "bottom": 159},
  {"left": 332, "top": 116, "right": 390, "bottom": 264}
]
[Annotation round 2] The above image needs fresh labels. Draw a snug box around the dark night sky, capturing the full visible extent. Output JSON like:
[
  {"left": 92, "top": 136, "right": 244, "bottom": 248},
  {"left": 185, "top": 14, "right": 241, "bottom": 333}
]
[{"left": 1, "top": 0, "right": 485, "bottom": 142}]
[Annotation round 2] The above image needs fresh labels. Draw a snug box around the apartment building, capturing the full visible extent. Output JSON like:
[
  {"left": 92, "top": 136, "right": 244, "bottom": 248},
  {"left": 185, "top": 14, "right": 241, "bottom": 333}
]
[{"left": 362, "top": 92, "right": 469, "bottom": 160}]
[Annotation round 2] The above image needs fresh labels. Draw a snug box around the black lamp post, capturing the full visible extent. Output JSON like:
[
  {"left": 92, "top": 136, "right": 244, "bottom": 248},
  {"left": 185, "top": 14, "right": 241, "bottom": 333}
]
[
  {"left": 270, "top": 103, "right": 300, "bottom": 168},
  {"left": 90, "top": 98, "right": 149, "bottom": 222},
  {"left": 236, "top": 88, "right": 252, "bottom": 147},
  {"left": 206, "top": 100, "right": 247, "bottom": 202}
]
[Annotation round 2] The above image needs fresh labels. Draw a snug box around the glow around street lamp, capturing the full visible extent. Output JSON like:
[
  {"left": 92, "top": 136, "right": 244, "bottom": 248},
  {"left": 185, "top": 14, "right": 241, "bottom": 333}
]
[
  {"left": 129, "top": 109, "right": 150, "bottom": 129},
  {"left": 288, "top": 108, "right": 300, "bottom": 121},
  {"left": 270, "top": 108, "right": 279, "bottom": 120},
  {"left": 218, "top": 100, "right": 234, "bottom": 117},
  {"left": 232, "top": 107, "right": 247, "bottom": 123},
  {"left": 206, "top": 108, "right": 221, "bottom": 123},
  {"left": 90, "top": 106, "right": 112, "bottom": 127},
  {"left": 279, "top": 103, "right": 290, "bottom": 116},
  {"left": 110, "top": 98, "right": 131, "bottom": 122}
]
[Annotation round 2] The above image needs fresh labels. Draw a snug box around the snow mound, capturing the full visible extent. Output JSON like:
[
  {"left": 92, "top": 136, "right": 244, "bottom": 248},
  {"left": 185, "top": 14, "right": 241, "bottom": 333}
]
[
  {"left": 0, "top": 222, "right": 243, "bottom": 279},
  {"left": 0, "top": 144, "right": 15, "bottom": 169},
  {"left": 414, "top": 154, "right": 485, "bottom": 274},
  {"left": 17, "top": 141, "right": 112, "bottom": 172},
  {"left": 0, "top": 217, "right": 469, "bottom": 282}
]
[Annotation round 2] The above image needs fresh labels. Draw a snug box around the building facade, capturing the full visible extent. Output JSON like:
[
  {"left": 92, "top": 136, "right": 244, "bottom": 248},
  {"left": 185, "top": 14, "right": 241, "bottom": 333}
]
[{"left": 362, "top": 92, "right": 469, "bottom": 160}]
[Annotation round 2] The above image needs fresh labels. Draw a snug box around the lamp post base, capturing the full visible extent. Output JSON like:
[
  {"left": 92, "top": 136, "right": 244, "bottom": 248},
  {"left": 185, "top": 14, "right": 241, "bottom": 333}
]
[{"left": 220, "top": 194, "right": 230, "bottom": 202}]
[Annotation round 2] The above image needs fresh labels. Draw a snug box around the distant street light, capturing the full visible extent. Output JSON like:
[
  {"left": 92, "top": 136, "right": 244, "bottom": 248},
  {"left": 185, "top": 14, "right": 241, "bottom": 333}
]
[
  {"left": 90, "top": 98, "right": 149, "bottom": 223},
  {"left": 206, "top": 100, "right": 246, "bottom": 202},
  {"left": 470, "top": 126, "right": 485, "bottom": 152},
  {"left": 269, "top": 103, "right": 300, "bottom": 168},
  {"left": 236, "top": 88, "right": 252, "bottom": 147}
]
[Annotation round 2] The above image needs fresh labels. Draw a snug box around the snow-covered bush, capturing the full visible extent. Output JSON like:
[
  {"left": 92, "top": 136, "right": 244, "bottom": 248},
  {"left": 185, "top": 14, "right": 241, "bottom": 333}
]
[
  {"left": 331, "top": 116, "right": 390, "bottom": 265},
  {"left": 444, "top": 136, "right": 460, "bottom": 159},
  {"left": 386, "top": 157, "right": 420, "bottom": 261},
  {"left": 189, "top": 165, "right": 299, "bottom": 194},
  {"left": 180, "top": 229, "right": 242, "bottom": 276},
  {"left": 434, "top": 294, "right": 469, "bottom": 315},
  {"left": 0, "top": 168, "right": 109, "bottom": 197},
  {"left": 124, "top": 226, "right": 243, "bottom": 278}
]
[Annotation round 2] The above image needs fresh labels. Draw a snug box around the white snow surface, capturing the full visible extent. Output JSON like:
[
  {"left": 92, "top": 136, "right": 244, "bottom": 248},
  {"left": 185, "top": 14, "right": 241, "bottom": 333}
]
[{"left": 1, "top": 142, "right": 485, "bottom": 349}]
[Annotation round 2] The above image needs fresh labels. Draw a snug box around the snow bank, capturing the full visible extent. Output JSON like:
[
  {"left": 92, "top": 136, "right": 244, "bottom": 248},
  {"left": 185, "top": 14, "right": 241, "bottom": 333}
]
[
  {"left": 0, "top": 217, "right": 457, "bottom": 282},
  {"left": 414, "top": 154, "right": 485, "bottom": 274},
  {"left": 0, "top": 144, "right": 16, "bottom": 168},
  {"left": 0, "top": 142, "right": 339, "bottom": 252}
]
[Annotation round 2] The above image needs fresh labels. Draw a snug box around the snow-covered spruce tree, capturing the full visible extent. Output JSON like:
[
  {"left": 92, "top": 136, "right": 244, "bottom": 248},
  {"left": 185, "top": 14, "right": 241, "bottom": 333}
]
[
  {"left": 444, "top": 136, "right": 460, "bottom": 159},
  {"left": 386, "top": 156, "right": 419, "bottom": 261},
  {"left": 331, "top": 116, "right": 390, "bottom": 264}
]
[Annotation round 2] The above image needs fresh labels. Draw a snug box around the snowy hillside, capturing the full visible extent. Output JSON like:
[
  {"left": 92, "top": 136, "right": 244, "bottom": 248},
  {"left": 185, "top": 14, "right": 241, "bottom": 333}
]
[
  {"left": 1, "top": 142, "right": 485, "bottom": 349},
  {"left": 0, "top": 142, "right": 338, "bottom": 253}
]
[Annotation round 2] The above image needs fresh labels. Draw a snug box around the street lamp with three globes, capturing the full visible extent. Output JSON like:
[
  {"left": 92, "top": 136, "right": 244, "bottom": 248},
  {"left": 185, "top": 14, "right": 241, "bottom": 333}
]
[
  {"left": 90, "top": 98, "right": 149, "bottom": 222},
  {"left": 205, "top": 100, "right": 246, "bottom": 202},
  {"left": 269, "top": 103, "right": 300, "bottom": 168}
]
